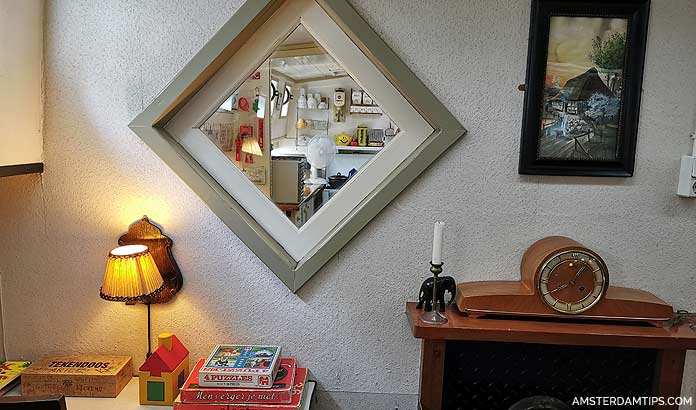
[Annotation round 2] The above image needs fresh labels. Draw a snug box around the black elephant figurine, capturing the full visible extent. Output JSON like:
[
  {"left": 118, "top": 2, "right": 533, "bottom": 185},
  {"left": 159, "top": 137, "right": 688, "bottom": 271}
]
[{"left": 416, "top": 276, "right": 456, "bottom": 312}]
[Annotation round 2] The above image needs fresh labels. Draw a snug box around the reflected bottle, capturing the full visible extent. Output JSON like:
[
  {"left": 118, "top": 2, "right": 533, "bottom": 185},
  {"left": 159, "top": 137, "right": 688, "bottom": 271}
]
[
  {"left": 307, "top": 92, "right": 317, "bottom": 109},
  {"left": 297, "top": 88, "right": 308, "bottom": 109}
]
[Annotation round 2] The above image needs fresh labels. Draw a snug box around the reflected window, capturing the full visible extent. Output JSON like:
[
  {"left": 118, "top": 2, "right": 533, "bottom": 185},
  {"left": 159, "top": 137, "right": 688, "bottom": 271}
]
[{"left": 280, "top": 86, "right": 291, "bottom": 118}]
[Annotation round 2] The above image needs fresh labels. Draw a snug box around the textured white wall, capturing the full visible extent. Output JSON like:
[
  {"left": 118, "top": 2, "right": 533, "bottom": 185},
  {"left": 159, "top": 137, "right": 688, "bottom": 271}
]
[{"left": 0, "top": 0, "right": 695, "bottom": 408}]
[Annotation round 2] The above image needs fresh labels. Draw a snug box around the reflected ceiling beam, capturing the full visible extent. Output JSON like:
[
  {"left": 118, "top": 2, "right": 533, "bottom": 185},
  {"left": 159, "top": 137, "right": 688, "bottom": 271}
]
[
  {"left": 270, "top": 69, "right": 295, "bottom": 84},
  {"left": 294, "top": 74, "right": 348, "bottom": 84},
  {"left": 271, "top": 68, "right": 347, "bottom": 84},
  {"left": 271, "top": 43, "right": 325, "bottom": 58}
]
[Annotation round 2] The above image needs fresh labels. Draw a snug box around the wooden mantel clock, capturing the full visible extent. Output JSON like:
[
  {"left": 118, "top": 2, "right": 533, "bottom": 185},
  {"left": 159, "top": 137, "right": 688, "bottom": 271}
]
[{"left": 455, "top": 236, "right": 673, "bottom": 326}]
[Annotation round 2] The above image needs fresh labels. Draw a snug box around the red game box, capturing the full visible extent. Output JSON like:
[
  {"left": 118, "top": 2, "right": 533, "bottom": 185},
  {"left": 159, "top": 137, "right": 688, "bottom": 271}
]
[
  {"left": 174, "top": 368, "right": 309, "bottom": 410},
  {"left": 181, "top": 358, "right": 296, "bottom": 404}
]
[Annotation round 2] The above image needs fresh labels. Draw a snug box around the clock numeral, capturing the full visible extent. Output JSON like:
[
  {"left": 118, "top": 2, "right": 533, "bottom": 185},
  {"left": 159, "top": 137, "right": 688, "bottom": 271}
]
[
  {"left": 540, "top": 279, "right": 549, "bottom": 284},
  {"left": 592, "top": 268, "right": 601, "bottom": 273},
  {"left": 566, "top": 303, "right": 572, "bottom": 311}
]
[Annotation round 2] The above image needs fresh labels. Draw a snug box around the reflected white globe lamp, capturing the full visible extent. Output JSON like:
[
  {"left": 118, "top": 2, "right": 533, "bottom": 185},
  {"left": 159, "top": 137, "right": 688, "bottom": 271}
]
[{"left": 305, "top": 134, "right": 336, "bottom": 185}]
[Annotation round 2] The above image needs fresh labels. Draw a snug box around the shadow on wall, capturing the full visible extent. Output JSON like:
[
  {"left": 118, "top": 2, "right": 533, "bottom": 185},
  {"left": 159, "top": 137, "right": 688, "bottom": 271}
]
[
  {"left": 312, "top": 388, "right": 417, "bottom": 410},
  {"left": 518, "top": 174, "right": 634, "bottom": 187},
  {"left": 0, "top": 267, "right": 5, "bottom": 362},
  {"left": 0, "top": 173, "right": 47, "bottom": 363}
]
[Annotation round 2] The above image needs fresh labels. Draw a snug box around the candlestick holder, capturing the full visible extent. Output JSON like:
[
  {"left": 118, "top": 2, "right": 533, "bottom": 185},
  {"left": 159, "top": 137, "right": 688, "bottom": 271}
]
[{"left": 420, "top": 261, "right": 448, "bottom": 324}]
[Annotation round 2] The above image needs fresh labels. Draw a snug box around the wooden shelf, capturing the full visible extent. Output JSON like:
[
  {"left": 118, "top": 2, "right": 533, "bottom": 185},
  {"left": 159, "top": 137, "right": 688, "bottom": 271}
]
[
  {"left": 6, "top": 377, "right": 317, "bottom": 409},
  {"left": 406, "top": 302, "right": 696, "bottom": 350},
  {"left": 0, "top": 162, "right": 44, "bottom": 177}
]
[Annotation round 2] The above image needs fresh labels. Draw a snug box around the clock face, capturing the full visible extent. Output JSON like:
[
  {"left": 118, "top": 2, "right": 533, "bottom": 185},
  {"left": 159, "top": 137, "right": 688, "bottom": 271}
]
[{"left": 537, "top": 250, "right": 608, "bottom": 314}]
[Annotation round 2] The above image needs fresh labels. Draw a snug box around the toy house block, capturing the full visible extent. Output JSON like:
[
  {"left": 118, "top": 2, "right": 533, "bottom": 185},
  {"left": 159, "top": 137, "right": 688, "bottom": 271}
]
[{"left": 138, "top": 333, "right": 190, "bottom": 405}]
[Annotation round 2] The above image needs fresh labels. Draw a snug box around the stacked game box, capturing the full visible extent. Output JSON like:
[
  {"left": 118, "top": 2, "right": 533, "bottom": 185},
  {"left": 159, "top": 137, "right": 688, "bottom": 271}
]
[
  {"left": 174, "top": 345, "right": 315, "bottom": 410},
  {"left": 200, "top": 345, "right": 282, "bottom": 388}
]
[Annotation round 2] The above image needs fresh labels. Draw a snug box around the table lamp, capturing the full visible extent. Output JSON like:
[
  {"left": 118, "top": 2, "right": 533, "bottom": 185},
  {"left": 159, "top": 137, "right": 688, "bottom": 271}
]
[
  {"left": 100, "top": 244, "right": 165, "bottom": 356},
  {"left": 241, "top": 132, "right": 263, "bottom": 156}
]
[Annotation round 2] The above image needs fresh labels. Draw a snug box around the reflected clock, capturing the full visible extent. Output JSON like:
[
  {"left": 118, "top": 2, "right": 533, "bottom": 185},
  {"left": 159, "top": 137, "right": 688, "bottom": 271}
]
[{"left": 455, "top": 236, "right": 673, "bottom": 326}]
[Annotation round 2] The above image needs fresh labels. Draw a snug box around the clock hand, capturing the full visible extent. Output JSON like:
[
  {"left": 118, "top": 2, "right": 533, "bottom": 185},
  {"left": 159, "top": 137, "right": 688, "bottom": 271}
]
[
  {"left": 545, "top": 266, "right": 587, "bottom": 295},
  {"left": 574, "top": 265, "right": 587, "bottom": 278},
  {"left": 545, "top": 282, "right": 569, "bottom": 294},
  {"left": 569, "top": 266, "right": 587, "bottom": 285},
  {"left": 541, "top": 268, "right": 591, "bottom": 313}
]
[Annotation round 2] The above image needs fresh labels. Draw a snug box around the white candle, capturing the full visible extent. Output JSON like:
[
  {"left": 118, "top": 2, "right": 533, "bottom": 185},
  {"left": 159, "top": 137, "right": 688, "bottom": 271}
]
[{"left": 431, "top": 221, "right": 444, "bottom": 264}]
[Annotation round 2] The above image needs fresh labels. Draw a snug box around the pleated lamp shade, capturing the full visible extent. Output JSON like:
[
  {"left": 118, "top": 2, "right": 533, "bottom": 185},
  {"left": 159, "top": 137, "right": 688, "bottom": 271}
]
[
  {"left": 100, "top": 245, "right": 165, "bottom": 302},
  {"left": 241, "top": 135, "right": 263, "bottom": 156}
]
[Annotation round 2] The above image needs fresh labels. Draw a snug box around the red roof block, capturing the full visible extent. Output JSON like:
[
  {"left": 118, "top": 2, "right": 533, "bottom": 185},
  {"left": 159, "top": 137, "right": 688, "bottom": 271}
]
[{"left": 139, "top": 334, "right": 189, "bottom": 377}]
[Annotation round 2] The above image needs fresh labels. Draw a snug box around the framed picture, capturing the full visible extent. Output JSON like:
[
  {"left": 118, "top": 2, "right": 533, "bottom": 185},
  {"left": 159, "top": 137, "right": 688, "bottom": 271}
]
[{"left": 519, "top": 0, "right": 650, "bottom": 176}]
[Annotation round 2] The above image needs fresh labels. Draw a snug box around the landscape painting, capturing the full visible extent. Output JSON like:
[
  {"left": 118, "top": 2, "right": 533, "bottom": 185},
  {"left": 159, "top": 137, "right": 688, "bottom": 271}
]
[
  {"left": 538, "top": 16, "right": 627, "bottom": 161},
  {"left": 519, "top": 0, "right": 650, "bottom": 177}
]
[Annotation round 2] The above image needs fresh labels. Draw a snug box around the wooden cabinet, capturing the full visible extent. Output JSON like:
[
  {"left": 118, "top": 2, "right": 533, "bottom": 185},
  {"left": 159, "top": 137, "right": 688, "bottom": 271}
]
[
  {"left": 0, "top": 0, "right": 44, "bottom": 177},
  {"left": 407, "top": 302, "right": 696, "bottom": 410}
]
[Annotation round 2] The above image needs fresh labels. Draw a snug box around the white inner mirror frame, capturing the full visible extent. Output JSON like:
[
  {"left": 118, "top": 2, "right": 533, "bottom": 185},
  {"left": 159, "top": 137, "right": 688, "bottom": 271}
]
[{"left": 166, "top": 0, "right": 433, "bottom": 262}]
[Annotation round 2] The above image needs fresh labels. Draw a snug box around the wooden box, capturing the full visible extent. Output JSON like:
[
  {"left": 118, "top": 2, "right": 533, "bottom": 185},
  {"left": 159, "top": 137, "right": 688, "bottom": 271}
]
[{"left": 21, "top": 356, "right": 132, "bottom": 397}]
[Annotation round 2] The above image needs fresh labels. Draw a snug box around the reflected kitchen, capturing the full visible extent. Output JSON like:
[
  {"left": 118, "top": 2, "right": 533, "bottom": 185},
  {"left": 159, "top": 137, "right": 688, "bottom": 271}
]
[{"left": 200, "top": 25, "right": 399, "bottom": 228}]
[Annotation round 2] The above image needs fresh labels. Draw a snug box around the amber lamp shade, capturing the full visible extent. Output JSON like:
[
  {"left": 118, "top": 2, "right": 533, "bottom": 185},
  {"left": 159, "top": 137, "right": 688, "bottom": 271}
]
[
  {"left": 241, "top": 134, "right": 263, "bottom": 156},
  {"left": 100, "top": 245, "right": 165, "bottom": 303}
]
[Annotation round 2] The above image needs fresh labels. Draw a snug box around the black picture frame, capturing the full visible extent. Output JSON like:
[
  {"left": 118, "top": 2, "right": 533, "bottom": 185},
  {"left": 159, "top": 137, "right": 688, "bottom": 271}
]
[{"left": 519, "top": 0, "right": 650, "bottom": 177}]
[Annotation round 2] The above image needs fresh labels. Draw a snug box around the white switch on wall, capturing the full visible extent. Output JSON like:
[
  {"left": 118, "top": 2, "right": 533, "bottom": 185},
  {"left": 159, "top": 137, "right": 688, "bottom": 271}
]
[{"left": 677, "top": 131, "right": 696, "bottom": 197}]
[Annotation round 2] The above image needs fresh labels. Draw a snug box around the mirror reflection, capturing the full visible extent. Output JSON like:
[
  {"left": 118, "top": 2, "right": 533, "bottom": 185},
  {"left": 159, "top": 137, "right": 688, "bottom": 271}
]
[{"left": 200, "top": 25, "right": 400, "bottom": 228}]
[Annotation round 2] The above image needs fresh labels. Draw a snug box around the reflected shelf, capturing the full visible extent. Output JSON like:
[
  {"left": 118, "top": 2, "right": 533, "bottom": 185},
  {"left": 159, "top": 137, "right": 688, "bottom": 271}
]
[
  {"left": 297, "top": 107, "right": 330, "bottom": 112},
  {"left": 271, "top": 145, "right": 383, "bottom": 157},
  {"left": 336, "top": 146, "right": 382, "bottom": 153}
]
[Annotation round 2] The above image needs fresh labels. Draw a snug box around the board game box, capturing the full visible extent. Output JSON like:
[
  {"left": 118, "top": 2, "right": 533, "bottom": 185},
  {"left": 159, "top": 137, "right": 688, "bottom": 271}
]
[
  {"left": 175, "top": 368, "right": 311, "bottom": 410},
  {"left": 181, "top": 357, "right": 296, "bottom": 404},
  {"left": 199, "top": 345, "right": 281, "bottom": 388},
  {"left": 21, "top": 355, "right": 132, "bottom": 397},
  {"left": 0, "top": 361, "right": 31, "bottom": 396}
]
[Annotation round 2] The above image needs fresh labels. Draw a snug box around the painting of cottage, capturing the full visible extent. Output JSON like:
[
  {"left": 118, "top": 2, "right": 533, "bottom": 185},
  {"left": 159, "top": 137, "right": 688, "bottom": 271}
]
[{"left": 537, "top": 16, "right": 627, "bottom": 161}]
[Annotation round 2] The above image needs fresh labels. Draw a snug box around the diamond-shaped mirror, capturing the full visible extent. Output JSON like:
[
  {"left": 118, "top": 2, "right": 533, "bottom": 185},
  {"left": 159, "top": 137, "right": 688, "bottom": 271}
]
[
  {"left": 198, "top": 25, "right": 403, "bottom": 229},
  {"left": 130, "top": 0, "right": 465, "bottom": 291}
]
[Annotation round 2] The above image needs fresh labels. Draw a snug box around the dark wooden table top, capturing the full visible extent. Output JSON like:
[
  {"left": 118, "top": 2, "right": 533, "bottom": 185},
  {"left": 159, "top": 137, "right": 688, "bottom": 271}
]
[{"left": 406, "top": 302, "right": 696, "bottom": 350}]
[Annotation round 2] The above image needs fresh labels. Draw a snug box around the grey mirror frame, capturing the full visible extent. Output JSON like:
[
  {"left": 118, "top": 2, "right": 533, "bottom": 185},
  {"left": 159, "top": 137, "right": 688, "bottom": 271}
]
[{"left": 129, "top": 0, "right": 466, "bottom": 292}]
